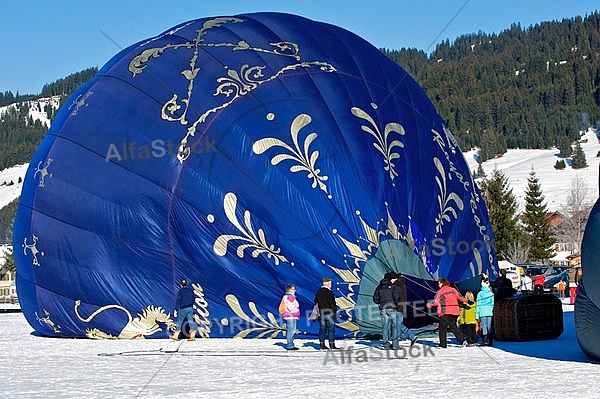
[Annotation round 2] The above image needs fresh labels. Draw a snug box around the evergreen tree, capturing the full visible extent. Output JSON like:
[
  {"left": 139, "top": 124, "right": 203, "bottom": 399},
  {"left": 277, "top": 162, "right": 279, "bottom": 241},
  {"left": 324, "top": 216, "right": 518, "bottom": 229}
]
[
  {"left": 0, "top": 198, "right": 19, "bottom": 244},
  {"left": 0, "top": 68, "right": 97, "bottom": 170},
  {"left": 476, "top": 162, "right": 486, "bottom": 178},
  {"left": 2, "top": 250, "right": 15, "bottom": 273},
  {"left": 1, "top": 219, "right": 15, "bottom": 273},
  {"left": 480, "top": 167, "right": 522, "bottom": 260},
  {"left": 554, "top": 159, "right": 566, "bottom": 169},
  {"left": 523, "top": 168, "right": 556, "bottom": 261},
  {"left": 557, "top": 135, "right": 573, "bottom": 158},
  {"left": 571, "top": 141, "right": 588, "bottom": 169},
  {"left": 478, "top": 128, "right": 506, "bottom": 163}
]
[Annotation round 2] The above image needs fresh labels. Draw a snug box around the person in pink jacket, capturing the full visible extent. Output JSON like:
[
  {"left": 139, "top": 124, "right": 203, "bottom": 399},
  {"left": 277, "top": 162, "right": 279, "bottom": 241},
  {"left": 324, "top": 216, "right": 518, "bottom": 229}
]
[
  {"left": 426, "top": 278, "right": 468, "bottom": 348},
  {"left": 282, "top": 284, "right": 300, "bottom": 350}
]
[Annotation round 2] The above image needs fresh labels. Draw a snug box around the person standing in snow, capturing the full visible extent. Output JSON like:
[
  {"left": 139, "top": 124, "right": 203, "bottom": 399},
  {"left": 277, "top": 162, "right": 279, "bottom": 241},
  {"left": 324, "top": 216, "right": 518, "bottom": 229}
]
[
  {"left": 170, "top": 279, "right": 197, "bottom": 342},
  {"left": 520, "top": 270, "right": 533, "bottom": 293},
  {"left": 533, "top": 274, "right": 545, "bottom": 294},
  {"left": 314, "top": 277, "right": 338, "bottom": 350},
  {"left": 373, "top": 272, "right": 401, "bottom": 349},
  {"left": 393, "top": 274, "right": 418, "bottom": 346},
  {"left": 557, "top": 279, "right": 566, "bottom": 299},
  {"left": 426, "top": 278, "right": 468, "bottom": 348},
  {"left": 281, "top": 284, "right": 300, "bottom": 350},
  {"left": 475, "top": 278, "right": 495, "bottom": 346},
  {"left": 458, "top": 291, "right": 477, "bottom": 346},
  {"left": 492, "top": 268, "right": 516, "bottom": 299}
]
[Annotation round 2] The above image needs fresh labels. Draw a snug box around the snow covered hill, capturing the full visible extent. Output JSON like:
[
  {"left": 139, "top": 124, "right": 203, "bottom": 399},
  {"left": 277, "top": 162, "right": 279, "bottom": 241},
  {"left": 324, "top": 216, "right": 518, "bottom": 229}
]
[
  {"left": 464, "top": 129, "right": 599, "bottom": 212},
  {"left": 0, "top": 96, "right": 62, "bottom": 210},
  {"left": 0, "top": 95, "right": 61, "bottom": 128},
  {"left": 0, "top": 163, "right": 28, "bottom": 209}
]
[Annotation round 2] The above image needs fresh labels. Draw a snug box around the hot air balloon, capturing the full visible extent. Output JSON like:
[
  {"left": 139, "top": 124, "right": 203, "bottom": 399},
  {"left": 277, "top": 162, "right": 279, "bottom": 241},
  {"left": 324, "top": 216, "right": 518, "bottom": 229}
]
[{"left": 14, "top": 12, "right": 497, "bottom": 340}]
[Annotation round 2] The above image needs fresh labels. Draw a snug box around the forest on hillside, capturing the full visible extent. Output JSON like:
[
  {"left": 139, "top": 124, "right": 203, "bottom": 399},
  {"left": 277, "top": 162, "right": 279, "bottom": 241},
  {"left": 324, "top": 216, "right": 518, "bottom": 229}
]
[
  {"left": 0, "top": 68, "right": 98, "bottom": 171},
  {"left": 0, "top": 67, "right": 97, "bottom": 107},
  {"left": 383, "top": 12, "right": 600, "bottom": 163}
]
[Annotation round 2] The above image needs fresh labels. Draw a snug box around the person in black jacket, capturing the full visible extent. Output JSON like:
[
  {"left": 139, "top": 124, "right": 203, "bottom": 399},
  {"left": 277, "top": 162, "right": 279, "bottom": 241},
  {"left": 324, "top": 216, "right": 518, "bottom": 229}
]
[
  {"left": 170, "top": 279, "right": 197, "bottom": 341},
  {"left": 492, "top": 269, "right": 516, "bottom": 300},
  {"left": 373, "top": 272, "right": 401, "bottom": 349},
  {"left": 393, "top": 275, "right": 418, "bottom": 346},
  {"left": 314, "top": 277, "right": 338, "bottom": 350}
]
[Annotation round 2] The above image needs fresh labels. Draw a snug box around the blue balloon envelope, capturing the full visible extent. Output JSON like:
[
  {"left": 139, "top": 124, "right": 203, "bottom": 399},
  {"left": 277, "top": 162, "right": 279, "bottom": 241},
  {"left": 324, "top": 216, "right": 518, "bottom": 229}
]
[
  {"left": 14, "top": 13, "right": 497, "bottom": 339},
  {"left": 575, "top": 169, "right": 600, "bottom": 360}
]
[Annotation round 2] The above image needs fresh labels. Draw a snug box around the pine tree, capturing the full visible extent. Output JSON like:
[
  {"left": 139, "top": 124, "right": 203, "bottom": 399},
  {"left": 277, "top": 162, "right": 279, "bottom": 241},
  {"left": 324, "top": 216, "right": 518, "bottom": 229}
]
[
  {"left": 571, "top": 141, "right": 588, "bottom": 169},
  {"left": 1, "top": 223, "right": 14, "bottom": 273},
  {"left": 2, "top": 251, "right": 15, "bottom": 273},
  {"left": 557, "top": 135, "right": 573, "bottom": 158},
  {"left": 523, "top": 168, "right": 556, "bottom": 262},
  {"left": 476, "top": 162, "right": 486, "bottom": 178},
  {"left": 480, "top": 167, "right": 522, "bottom": 260},
  {"left": 554, "top": 159, "right": 566, "bottom": 169}
]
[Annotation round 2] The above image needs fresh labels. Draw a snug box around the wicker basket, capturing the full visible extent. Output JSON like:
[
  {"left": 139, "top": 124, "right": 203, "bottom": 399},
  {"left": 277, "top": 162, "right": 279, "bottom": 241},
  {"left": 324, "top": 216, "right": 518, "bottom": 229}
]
[{"left": 493, "top": 294, "right": 563, "bottom": 341}]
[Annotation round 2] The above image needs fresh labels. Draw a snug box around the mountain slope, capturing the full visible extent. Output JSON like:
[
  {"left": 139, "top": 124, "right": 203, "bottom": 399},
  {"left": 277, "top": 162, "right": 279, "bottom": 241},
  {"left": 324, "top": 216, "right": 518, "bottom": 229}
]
[{"left": 465, "top": 129, "right": 599, "bottom": 211}]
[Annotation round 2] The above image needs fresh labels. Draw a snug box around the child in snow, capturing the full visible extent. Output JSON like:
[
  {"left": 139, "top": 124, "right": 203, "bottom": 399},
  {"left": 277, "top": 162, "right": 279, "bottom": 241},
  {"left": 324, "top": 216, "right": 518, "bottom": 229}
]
[
  {"left": 458, "top": 291, "right": 477, "bottom": 346},
  {"left": 557, "top": 279, "right": 566, "bottom": 299}
]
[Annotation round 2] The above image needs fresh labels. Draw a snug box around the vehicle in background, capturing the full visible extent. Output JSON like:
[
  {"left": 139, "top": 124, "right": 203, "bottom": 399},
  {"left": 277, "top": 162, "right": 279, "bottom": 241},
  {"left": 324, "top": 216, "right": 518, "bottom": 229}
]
[
  {"left": 526, "top": 266, "right": 547, "bottom": 278},
  {"left": 505, "top": 270, "right": 521, "bottom": 290},
  {"left": 543, "top": 269, "right": 570, "bottom": 293},
  {"left": 515, "top": 263, "right": 537, "bottom": 276},
  {"left": 524, "top": 265, "right": 568, "bottom": 279}
]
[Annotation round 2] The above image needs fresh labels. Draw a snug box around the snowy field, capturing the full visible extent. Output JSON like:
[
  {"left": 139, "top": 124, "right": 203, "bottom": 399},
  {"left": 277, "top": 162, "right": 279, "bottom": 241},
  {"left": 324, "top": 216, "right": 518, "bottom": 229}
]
[
  {"left": 0, "top": 163, "right": 28, "bottom": 209},
  {"left": 0, "top": 302, "right": 598, "bottom": 399},
  {"left": 464, "top": 129, "right": 599, "bottom": 212}
]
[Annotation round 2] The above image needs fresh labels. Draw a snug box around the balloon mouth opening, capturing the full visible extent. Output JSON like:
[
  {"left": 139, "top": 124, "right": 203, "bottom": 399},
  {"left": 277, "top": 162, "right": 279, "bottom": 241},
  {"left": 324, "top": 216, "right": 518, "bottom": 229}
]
[{"left": 353, "top": 239, "right": 438, "bottom": 334}]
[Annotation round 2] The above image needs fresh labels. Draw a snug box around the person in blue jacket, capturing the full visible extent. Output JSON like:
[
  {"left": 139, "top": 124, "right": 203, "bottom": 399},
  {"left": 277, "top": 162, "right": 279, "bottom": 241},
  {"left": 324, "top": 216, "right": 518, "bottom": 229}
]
[
  {"left": 475, "top": 278, "right": 495, "bottom": 346},
  {"left": 170, "top": 279, "right": 197, "bottom": 341}
]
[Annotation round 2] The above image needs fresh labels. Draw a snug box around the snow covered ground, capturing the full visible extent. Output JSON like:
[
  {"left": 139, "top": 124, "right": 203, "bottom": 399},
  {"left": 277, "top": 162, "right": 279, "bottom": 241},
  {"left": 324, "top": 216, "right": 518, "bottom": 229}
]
[
  {"left": 0, "top": 301, "right": 597, "bottom": 398},
  {"left": 0, "top": 163, "right": 28, "bottom": 209}
]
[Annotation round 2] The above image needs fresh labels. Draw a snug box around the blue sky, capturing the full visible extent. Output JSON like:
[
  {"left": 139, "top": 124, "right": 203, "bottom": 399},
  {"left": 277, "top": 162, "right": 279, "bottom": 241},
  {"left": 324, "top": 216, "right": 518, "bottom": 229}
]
[{"left": 1, "top": 0, "right": 598, "bottom": 94}]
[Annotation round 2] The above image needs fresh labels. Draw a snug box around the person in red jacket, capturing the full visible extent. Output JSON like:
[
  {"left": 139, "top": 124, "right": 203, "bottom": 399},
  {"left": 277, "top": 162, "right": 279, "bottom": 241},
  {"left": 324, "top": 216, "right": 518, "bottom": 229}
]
[
  {"left": 426, "top": 278, "right": 468, "bottom": 348},
  {"left": 533, "top": 274, "right": 545, "bottom": 294}
]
